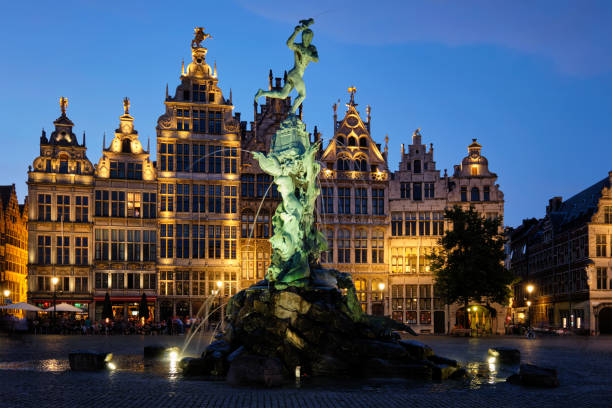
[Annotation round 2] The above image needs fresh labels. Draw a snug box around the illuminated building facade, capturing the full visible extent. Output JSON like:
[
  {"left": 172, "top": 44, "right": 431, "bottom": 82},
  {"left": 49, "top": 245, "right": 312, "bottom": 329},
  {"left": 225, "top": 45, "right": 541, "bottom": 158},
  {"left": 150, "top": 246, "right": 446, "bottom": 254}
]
[
  {"left": 317, "top": 90, "right": 390, "bottom": 315},
  {"left": 508, "top": 171, "right": 612, "bottom": 334},
  {"left": 27, "top": 100, "right": 95, "bottom": 312},
  {"left": 155, "top": 36, "right": 242, "bottom": 320},
  {"left": 0, "top": 184, "right": 28, "bottom": 312},
  {"left": 92, "top": 100, "right": 157, "bottom": 320},
  {"left": 389, "top": 133, "right": 505, "bottom": 333}
]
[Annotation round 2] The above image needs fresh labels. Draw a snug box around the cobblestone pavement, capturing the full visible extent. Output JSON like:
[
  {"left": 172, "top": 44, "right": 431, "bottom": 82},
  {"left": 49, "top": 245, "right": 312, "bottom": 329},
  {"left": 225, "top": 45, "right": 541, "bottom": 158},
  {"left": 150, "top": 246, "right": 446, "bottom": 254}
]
[{"left": 0, "top": 334, "right": 611, "bottom": 408}]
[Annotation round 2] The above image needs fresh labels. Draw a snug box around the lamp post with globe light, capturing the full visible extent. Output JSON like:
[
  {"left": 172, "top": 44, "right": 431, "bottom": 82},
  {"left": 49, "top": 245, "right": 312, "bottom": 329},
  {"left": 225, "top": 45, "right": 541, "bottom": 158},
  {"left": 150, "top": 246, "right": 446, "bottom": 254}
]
[
  {"left": 378, "top": 282, "right": 386, "bottom": 316},
  {"left": 2, "top": 289, "right": 10, "bottom": 316},
  {"left": 51, "top": 277, "right": 59, "bottom": 329},
  {"left": 526, "top": 284, "right": 534, "bottom": 331}
]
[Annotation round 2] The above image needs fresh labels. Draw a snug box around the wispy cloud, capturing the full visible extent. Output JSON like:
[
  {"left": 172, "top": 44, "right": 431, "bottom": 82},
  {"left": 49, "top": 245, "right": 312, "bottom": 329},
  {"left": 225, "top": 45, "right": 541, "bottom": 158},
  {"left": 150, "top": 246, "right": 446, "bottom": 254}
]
[{"left": 237, "top": 0, "right": 612, "bottom": 76}]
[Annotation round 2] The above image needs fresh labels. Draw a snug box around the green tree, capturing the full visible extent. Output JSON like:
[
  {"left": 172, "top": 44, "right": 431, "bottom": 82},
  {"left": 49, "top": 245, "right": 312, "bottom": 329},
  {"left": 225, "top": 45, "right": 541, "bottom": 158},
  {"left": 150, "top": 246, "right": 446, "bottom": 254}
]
[{"left": 429, "top": 206, "right": 514, "bottom": 329}]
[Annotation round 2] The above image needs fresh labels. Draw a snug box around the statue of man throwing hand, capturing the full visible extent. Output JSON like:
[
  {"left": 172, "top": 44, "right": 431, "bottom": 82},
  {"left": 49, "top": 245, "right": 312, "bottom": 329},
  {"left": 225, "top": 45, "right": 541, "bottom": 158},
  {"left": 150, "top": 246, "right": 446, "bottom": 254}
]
[{"left": 255, "top": 18, "right": 318, "bottom": 114}]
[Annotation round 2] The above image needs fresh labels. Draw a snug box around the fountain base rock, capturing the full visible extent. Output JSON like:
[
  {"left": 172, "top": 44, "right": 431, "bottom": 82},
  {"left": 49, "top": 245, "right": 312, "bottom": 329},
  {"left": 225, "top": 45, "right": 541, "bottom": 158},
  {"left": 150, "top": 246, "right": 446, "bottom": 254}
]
[{"left": 187, "top": 278, "right": 464, "bottom": 384}]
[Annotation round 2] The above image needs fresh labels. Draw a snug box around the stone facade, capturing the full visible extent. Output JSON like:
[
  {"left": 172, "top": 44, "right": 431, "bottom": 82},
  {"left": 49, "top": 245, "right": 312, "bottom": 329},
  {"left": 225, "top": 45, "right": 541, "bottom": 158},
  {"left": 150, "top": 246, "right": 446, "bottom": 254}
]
[
  {"left": 508, "top": 171, "right": 612, "bottom": 334},
  {"left": 155, "top": 40, "right": 242, "bottom": 321},
  {"left": 389, "top": 131, "right": 505, "bottom": 334},
  {"left": 92, "top": 100, "right": 157, "bottom": 320},
  {"left": 27, "top": 101, "right": 95, "bottom": 312},
  {"left": 0, "top": 184, "right": 28, "bottom": 313},
  {"left": 23, "top": 32, "right": 506, "bottom": 330}
]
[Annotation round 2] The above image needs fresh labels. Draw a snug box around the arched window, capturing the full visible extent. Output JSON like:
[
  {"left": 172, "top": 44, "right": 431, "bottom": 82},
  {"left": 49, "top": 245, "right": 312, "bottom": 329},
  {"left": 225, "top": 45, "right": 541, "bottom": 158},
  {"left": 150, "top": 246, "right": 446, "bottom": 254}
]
[
  {"left": 371, "top": 278, "right": 385, "bottom": 301},
  {"left": 337, "top": 229, "right": 351, "bottom": 263},
  {"left": 372, "top": 229, "right": 384, "bottom": 263},
  {"left": 354, "top": 278, "right": 367, "bottom": 304},
  {"left": 355, "top": 157, "right": 368, "bottom": 171},
  {"left": 337, "top": 158, "right": 350, "bottom": 171},
  {"left": 348, "top": 136, "right": 357, "bottom": 146},
  {"left": 322, "top": 229, "right": 334, "bottom": 263},
  {"left": 354, "top": 229, "right": 367, "bottom": 263},
  {"left": 471, "top": 166, "right": 478, "bottom": 176},
  {"left": 256, "top": 211, "right": 270, "bottom": 238},
  {"left": 336, "top": 136, "right": 346, "bottom": 146},
  {"left": 471, "top": 187, "right": 480, "bottom": 202},
  {"left": 359, "top": 137, "right": 368, "bottom": 148}
]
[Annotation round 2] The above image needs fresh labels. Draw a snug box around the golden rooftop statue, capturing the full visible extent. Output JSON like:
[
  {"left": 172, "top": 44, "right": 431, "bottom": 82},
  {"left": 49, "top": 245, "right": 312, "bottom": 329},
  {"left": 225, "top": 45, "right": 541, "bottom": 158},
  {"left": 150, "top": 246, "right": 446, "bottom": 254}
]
[
  {"left": 123, "top": 97, "right": 130, "bottom": 115},
  {"left": 191, "top": 27, "right": 212, "bottom": 49},
  {"left": 348, "top": 86, "right": 357, "bottom": 104},
  {"left": 59, "top": 96, "right": 68, "bottom": 115}
]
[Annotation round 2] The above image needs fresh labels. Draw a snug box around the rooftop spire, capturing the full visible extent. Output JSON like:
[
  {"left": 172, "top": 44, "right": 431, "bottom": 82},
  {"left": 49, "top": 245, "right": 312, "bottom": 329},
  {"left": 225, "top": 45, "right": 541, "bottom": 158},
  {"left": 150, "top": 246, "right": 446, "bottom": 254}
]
[
  {"left": 82, "top": 131, "right": 86, "bottom": 147},
  {"left": 213, "top": 61, "right": 217, "bottom": 77},
  {"left": 347, "top": 86, "right": 356, "bottom": 105},
  {"left": 165, "top": 83, "right": 169, "bottom": 99},
  {"left": 181, "top": 59, "right": 185, "bottom": 75},
  {"left": 268, "top": 69, "right": 273, "bottom": 90},
  {"left": 102, "top": 132, "right": 106, "bottom": 149}
]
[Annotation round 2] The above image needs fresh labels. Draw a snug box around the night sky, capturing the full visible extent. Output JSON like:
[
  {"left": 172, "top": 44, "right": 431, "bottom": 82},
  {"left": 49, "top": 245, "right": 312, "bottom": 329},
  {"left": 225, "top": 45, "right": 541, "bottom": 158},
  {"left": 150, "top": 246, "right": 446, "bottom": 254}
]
[{"left": 1, "top": 0, "right": 610, "bottom": 227}]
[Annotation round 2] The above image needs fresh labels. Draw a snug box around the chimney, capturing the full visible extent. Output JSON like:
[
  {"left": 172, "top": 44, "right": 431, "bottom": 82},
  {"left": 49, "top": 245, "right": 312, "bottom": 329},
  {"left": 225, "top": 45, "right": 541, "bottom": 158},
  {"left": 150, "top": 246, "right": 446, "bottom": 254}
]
[{"left": 546, "top": 196, "right": 563, "bottom": 214}]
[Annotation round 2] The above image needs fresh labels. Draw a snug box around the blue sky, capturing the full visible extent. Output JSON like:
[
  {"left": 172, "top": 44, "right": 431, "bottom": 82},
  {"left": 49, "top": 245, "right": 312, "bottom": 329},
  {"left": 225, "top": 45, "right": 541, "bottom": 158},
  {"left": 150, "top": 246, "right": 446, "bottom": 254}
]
[{"left": 1, "top": 0, "right": 610, "bottom": 227}]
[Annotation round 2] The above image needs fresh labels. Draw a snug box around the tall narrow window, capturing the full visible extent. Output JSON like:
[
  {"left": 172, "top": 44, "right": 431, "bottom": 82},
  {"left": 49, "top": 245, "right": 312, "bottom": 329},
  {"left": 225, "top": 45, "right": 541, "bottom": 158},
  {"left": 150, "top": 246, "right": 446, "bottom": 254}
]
[
  {"left": 605, "top": 206, "right": 612, "bottom": 224},
  {"left": 38, "top": 194, "right": 51, "bottom": 221},
  {"left": 419, "top": 212, "right": 431, "bottom": 236},
  {"left": 160, "top": 184, "right": 174, "bottom": 212},
  {"left": 224, "top": 186, "right": 237, "bottom": 213},
  {"left": 75, "top": 236, "right": 88, "bottom": 265},
  {"left": 483, "top": 186, "right": 490, "bottom": 201},
  {"left": 208, "top": 185, "right": 222, "bottom": 213},
  {"left": 424, "top": 183, "right": 434, "bottom": 199},
  {"left": 208, "top": 225, "right": 221, "bottom": 259},
  {"left": 95, "top": 190, "right": 109, "bottom": 217},
  {"left": 127, "top": 192, "right": 141, "bottom": 217},
  {"left": 355, "top": 188, "right": 367, "bottom": 215},
  {"left": 405, "top": 212, "right": 417, "bottom": 236},
  {"left": 176, "top": 184, "right": 189, "bottom": 212},
  {"left": 413, "top": 160, "right": 421, "bottom": 174},
  {"left": 160, "top": 224, "right": 174, "bottom": 258},
  {"left": 224, "top": 147, "right": 237, "bottom": 174},
  {"left": 75, "top": 196, "right": 88, "bottom": 222},
  {"left": 461, "top": 186, "right": 467, "bottom": 202},
  {"left": 208, "top": 145, "right": 222, "bottom": 173},
  {"left": 337, "top": 158, "right": 350, "bottom": 171},
  {"left": 56, "top": 236, "right": 69, "bottom": 265},
  {"left": 127, "top": 230, "right": 141, "bottom": 261},
  {"left": 111, "top": 191, "right": 125, "bottom": 217},
  {"left": 95, "top": 229, "right": 109, "bottom": 261},
  {"left": 372, "top": 230, "right": 384, "bottom": 263},
  {"left": 176, "top": 144, "right": 190, "bottom": 172},
  {"left": 337, "top": 229, "right": 351, "bottom": 263},
  {"left": 192, "top": 225, "right": 206, "bottom": 259},
  {"left": 392, "top": 212, "right": 403, "bottom": 236},
  {"left": 111, "top": 230, "right": 125, "bottom": 261},
  {"left": 142, "top": 193, "right": 156, "bottom": 218},
  {"left": 143, "top": 230, "right": 156, "bottom": 261},
  {"left": 471, "top": 187, "right": 480, "bottom": 202},
  {"left": 192, "top": 144, "right": 206, "bottom": 172},
  {"left": 159, "top": 143, "right": 174, "bottom": 171},
  {"left": 413, "top": 183, "right": 422, "bottom": 201},
  {"left": 354, "top": 229, "right": 367, "bottom": 263},
  {"left": 321, "top": 187, "right": 334, "bottom": 214},
  {"left": 241, "top": 174, "right": 255, "bottom": 197},
  {"left": 597, "top": 267, "right": 608, "bottom": 289},
  {"left": 176, "top": 224, "right": 190, "bottom": 259},
  {"left": 338, "top": 188, "right": 351, "bottom": 214},
  {"left": 57, "top": 195, "right": 70, "bottom": 221},
  {"left": 127, "top": 163, "right": 142, "bottom": 180},
  {"left": 596, "top": 235, "right": 607, "bottom": 257},
  {"left": 432, "top": 212, "right": 445, "bottom": 236},
  {"left": 192, "top": 185, "right": 206, "bottom": 213},
  {"left": 224, "top": 226, "right": 237, "bottom": 259},
  {"left": 372, "top": 188, "right": 384, "bottom": 215},
  {"left": 37, "top": 235, "right": 51, "bottom": 264},
  {"left": 400, "top": 183, "right": 410, "bottom": 199}
]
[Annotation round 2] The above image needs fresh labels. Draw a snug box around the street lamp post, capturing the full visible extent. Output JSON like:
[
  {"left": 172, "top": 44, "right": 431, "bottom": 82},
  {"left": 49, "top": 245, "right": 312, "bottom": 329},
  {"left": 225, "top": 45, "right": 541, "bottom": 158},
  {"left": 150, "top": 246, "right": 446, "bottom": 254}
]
[
  {"left": 51, "top": 277, "right": 59, "bottom": 330},
  {"left": 378, "top": 282, "right": 386, "bottom": 316},
  {"left": 2, "top": 289, "right": 10, "bottom": 316},
  {"left": 526, "top": 284, "right": 534, "bottom": 332}
]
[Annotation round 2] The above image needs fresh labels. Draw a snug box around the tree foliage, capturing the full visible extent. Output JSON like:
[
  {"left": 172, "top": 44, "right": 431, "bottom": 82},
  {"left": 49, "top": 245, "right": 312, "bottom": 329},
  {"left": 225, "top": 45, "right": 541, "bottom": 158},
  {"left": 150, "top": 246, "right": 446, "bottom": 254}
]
[{"left": 429, "top": 206, "right": 514, "bottom": 308}]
